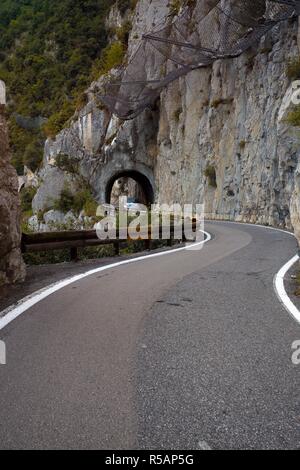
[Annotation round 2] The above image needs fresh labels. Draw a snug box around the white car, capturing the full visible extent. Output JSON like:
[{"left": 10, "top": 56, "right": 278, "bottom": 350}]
[{"left": 124, "top": 199, "right": 148, "bottom": 214}]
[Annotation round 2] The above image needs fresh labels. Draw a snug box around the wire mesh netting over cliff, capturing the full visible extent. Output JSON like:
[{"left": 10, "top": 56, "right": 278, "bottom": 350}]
[{"left": 99, "top": 0, "right": 300, "bottom": 120}]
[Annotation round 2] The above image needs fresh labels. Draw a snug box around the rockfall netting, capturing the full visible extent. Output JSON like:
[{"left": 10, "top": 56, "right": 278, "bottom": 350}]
[{"left": 99, "top": 0, "right": 300, "bottom": 120}]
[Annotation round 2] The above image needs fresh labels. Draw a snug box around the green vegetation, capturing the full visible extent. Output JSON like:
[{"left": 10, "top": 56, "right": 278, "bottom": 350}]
[
  {"left": 43, "top": 100, "right": 78, "bottom": 138},
  {"left": 286, "top": 57, "right": 300, "bottom": 80},
  {"left": 283, "top": 58, "right": 300, "bottom": 126},
  {"left": 105, "top": 131, "right": 118, "bottom": 146},
  {"left": 0, "top": 0, "right": 119, "bottom": 173},
  {"left": 173, "top": 107, "right": 182, "bottom": 122},
  {"left": 20, "top": 186, "right": 37, "bottom": 232},
  {"left": 20, "top": 186, "right": 37, "bottom": 213},
  {"left": 286, "top": 106, "right": 300, "bottom": 127},
  {"left": 204, "top": 165, "right": 217, "bottom": 188},
  {"left": 169, "top": 0, "right": 195, "bottom": 16},
  {"left": 211, "top": 97, "right": 234, "bottom": 109},
  {"left": 9, "top": 117, "right": 44, "bottom": 173},
  {"left": 170, "top": 0, "right": 182, "bottom": 16},
  {"left": 22, "top": 240, "right": 168, "bottom": 266},
  {"left": 53, "top": 183, "right": 98, "bottom": 216},
  {"left": 23, "top": 245, "right": 116, "bottom": 265},
  {"left": 113, "top": 20, "right": 132, "bottom": 45},
  {"left": 117, "top": 0, "right": 138, "bottom": 15},
  {"left": 91, "top": 41, "right": 126, "bottom": 79},
  {"left": 54, "top": 153, "right": 80, "bottom": 175},
  {"left": 259, "top": 46, "right": 272, "bottom": 55}
]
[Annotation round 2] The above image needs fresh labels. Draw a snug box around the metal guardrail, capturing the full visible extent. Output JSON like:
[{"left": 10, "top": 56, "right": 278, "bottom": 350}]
[
  {"left": 22, "top": 229, "right": 122, "bottom": 261},
  {"left": 21, "top": 221, "right": 197, "bottom": 261}
]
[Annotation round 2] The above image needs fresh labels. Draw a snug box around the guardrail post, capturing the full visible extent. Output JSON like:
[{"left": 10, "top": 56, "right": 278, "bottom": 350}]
[
  {"left": 145, "top": 239, "right": 151, "bottom": 251},
  {"left": 167, "top": 223, "right": 174, "bottom": 246},
  {"left": 114, "top": 241, "right": 120, "bottom": 256},
  {"left": 70, "top": 247, "right": 78, "bottom": 262},
  {"left": 182, "top": 223, "right": 187, "bottom": 243}
]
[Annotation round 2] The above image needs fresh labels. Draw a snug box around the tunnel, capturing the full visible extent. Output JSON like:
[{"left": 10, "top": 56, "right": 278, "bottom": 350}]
[{"left": 105, "top": 170, "right": 155, "bottom": 207}]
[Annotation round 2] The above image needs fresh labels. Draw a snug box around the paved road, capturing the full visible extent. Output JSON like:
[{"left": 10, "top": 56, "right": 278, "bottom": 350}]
[{"left": 0, "top": 222, "right": 299, "bottom": 450}]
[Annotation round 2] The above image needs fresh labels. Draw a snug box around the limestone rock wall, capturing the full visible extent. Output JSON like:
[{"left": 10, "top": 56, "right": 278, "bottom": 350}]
[
  {"left": 0, "top": 101, "right": 25, "bottom": 286},
  {"left": 148, "top": 0, "right": 300, "bottom": 241},
  {"left": 155, "top": 3, "right": 300, "bottom": 233}
]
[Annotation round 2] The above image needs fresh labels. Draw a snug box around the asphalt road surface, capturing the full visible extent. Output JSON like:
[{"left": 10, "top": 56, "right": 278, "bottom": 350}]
[{"left": 0, "top": 221, "right": 299, "bottom": 450}]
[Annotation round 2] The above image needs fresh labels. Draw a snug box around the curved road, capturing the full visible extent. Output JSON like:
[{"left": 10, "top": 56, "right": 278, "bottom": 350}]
[{"left": 0, "top": 221, "right": 299, "bottom": 450}]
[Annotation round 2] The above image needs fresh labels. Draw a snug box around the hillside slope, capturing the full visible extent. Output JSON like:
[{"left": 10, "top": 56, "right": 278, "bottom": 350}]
[{"left": 0, "top": 0, "right": 114, "bottom": 174}]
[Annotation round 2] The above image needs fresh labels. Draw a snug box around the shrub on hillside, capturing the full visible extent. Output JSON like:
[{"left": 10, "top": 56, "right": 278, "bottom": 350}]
[
  {"left": 286, "top": 106, "right": 300, "bottom": 127},
  {"left": 204, "top": 165, "right": 217, "bottom": 188},
  {"left": 54, "top": 184, "right": 98, "bottom": 216},
  {"left": 92, "top": 41, "right": 126, "bottom": 79},
  {"left": 286, "top": 57, "right": 300, "bottom": 80},
  {"left": 0, "top": 0, "right": 113, "bottom": 170},
  {"left": 20, "top": 186, "right": 37, "bottom": 213}
]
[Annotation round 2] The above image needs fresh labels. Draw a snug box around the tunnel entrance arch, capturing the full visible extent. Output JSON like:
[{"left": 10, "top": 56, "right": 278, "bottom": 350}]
[{"left": 105, "top": 170, "right": 155, "bottom": 207}]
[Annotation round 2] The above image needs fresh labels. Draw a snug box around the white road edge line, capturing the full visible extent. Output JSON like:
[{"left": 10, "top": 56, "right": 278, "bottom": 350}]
[
  {"left": 0, "top": 231, "right": 212, "bottom": 331},
  {"left": 212, "top": 219, "right": 300, "bottom": 325},
  {"left": 236, "top": 226, "right": 300, "bottom": 323},
  {"left": 274, "top": 254, "right": 300, "bottom": 325}
]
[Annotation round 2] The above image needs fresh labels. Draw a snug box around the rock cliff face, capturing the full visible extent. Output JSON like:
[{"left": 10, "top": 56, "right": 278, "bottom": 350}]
[
  {"left": 35, "top": 0, "right": 300, "bottom": 243},
  {"left": 157, "top": 28, "right": 300, "bottom": 225},
  {"left": 0, "top": 92, "right": 25, "bottom": 286},
  {"left": 291, "top": 163, "right": 300, "bottom": 242}
]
